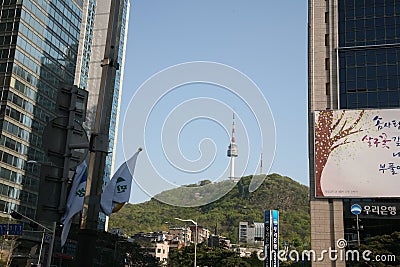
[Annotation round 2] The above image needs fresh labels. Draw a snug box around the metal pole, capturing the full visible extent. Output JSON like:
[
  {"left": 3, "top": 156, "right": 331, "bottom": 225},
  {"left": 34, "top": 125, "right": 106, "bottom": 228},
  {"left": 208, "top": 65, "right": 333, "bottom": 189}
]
[
  {"left": 75, "top": 0, "right": 123, "bottom": 265},
  {"left": 8, "top": 210, "right": 55, "bottom": 266},
  {"left": 80, "top": 0, "right": 122, "bottom": 230},
  {"left": 46, "top": 222, "right": 56, "bottom": 267},
  {"left": 356, "top": 214, "right": 360, "bottom": 246},
  {"left": 59, "top": 247, "right": 64, "bottom": 267},
  {"left": 194, "top": 223, "right": 197, "bottom": 267},
  {"left": 58, "top": 86, "right": 77, "bottom": 214},
  {"left": 10, "top": 210, "right": 51, "bottom": 232},
  {"left": 37, "top": 230, "right": 45, "bottom": 266}
]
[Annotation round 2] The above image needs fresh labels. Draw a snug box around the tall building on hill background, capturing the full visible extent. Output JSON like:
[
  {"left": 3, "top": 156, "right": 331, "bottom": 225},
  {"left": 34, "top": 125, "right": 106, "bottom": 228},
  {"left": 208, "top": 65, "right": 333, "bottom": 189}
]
[
  {"left": 238, "top": 221, "right": 264, "bottom": 245},
  {"left": 0, "top": 0, "right": 129, "bottom": 232},
  {"left": 75, "top": 0, "right": 130, "bottom": 230},
  {"left": 309, "top": 0, "right": 400, "bottom": 265}
]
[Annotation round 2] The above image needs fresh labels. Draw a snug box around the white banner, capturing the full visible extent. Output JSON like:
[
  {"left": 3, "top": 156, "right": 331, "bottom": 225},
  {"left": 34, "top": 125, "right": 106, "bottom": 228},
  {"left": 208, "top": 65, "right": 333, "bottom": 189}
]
[{"left": 315, "top": 109, "right": 400, "bottom": 197}]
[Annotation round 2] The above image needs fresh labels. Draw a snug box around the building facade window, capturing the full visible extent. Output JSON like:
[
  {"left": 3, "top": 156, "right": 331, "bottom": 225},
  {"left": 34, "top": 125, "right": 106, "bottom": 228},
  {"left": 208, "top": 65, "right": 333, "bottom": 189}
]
[{"left": 338, "top": 0, "right": 400, "bottom": 109}]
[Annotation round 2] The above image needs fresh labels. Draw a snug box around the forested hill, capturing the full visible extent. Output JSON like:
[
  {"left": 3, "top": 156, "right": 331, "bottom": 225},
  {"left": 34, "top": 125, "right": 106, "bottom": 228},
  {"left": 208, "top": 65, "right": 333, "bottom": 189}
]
[{"left": 108, "top": 173, "right": 310, "bottom": 247}]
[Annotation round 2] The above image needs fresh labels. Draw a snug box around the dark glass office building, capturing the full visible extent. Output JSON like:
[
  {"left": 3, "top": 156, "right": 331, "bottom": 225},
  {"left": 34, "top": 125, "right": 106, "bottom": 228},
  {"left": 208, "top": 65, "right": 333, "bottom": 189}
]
[
  {"left": 0, "top": 0, "right": 130, "bottom": 265},
  {"left": 338, "top": 0, "right": 400, "bottom": 109},
  {"left": 0, "top": 0, "right": 83, "bottom": 218},
  {"left": 0, "top": 0, "right": 129, "bottom": 227},
  {"left": 309, "top": 0, "right": 400, "bottom": 265}
]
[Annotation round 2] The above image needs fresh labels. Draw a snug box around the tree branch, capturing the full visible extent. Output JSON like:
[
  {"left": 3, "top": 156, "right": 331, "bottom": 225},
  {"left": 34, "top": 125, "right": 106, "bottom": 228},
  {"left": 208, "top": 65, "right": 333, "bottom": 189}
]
[
  {"left": 338, "top": 120, "right": 347, "bottom": 136},
  {"left": 344, "top": 110, "right": 365, "bottom": 134},
  {"left": 331, "top": 110, "right": 345, "bottom": 131},
  {"left": 332, "top": 110, "right": 365, "bottom": 143},
  {"left": 331, "top": 139, "right": 353, "bottom": 151}
]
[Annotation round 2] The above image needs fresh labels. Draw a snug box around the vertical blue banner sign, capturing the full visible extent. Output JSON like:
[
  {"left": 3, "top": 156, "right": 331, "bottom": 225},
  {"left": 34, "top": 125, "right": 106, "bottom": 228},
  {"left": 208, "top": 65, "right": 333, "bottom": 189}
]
[
  {"left": 271, "top": 210, "right": 279, "bottom": 267},
  {"left": 264, "top": 210, "right": 279, "bottom": 267}
]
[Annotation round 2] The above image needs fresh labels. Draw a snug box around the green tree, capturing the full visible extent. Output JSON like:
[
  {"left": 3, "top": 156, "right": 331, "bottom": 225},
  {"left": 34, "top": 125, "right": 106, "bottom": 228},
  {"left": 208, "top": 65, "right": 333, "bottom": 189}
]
[
  {"left": 169, "top": 244, "right": 263, "bottom": 267},
  {"left": 110, "top": 174, "right": 310, "bottom": 249},
  {"left": 115, "top": 241, "right": 161, "bottom": 267}
]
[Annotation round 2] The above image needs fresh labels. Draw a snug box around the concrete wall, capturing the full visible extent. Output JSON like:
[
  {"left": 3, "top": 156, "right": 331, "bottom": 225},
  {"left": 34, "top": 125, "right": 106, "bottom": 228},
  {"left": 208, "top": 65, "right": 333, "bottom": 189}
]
[{"left": 308, "top": 0, "right": 345, "bottom": 266}]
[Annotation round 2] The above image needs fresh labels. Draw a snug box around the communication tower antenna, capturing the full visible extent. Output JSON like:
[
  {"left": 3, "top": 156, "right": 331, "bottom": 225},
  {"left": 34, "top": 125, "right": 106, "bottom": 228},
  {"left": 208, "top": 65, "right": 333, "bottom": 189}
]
[{"left": 227, "top": 113, "right": 238, "bottom": 180}]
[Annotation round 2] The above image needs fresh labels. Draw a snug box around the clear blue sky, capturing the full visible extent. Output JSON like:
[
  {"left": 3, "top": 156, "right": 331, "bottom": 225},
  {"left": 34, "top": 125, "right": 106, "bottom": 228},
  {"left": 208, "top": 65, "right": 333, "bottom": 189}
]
[{"left": 114, "top": 1, "right": 309, "bottom": 204}]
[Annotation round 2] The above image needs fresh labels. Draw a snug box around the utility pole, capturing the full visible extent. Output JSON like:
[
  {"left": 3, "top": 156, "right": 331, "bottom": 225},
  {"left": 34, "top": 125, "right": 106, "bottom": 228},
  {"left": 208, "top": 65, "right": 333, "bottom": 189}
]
[
  {"left": 74, "top": 0, "right": 123, "bottom": 265},
  {"left": 10, "top": 211, "right": 56, "bottom": 267},
  {"left": 356, "top": 214, "right": 360, "bottom": 246}
]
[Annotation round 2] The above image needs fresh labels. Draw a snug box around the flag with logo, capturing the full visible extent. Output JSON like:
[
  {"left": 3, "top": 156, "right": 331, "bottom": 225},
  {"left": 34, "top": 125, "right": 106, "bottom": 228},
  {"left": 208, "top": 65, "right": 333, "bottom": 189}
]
[
  {"left": 60, "top": 161, "right": 87, "bottom": 247},
  {"left": 100, "top": 148, "right": 142, "bottom": 216}
]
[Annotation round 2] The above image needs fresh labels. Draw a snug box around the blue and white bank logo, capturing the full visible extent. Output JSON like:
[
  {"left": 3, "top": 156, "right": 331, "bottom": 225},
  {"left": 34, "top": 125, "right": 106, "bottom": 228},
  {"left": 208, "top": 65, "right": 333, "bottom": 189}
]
[{"left": 351, "top": 204, "right": 362, "bottom": 215}]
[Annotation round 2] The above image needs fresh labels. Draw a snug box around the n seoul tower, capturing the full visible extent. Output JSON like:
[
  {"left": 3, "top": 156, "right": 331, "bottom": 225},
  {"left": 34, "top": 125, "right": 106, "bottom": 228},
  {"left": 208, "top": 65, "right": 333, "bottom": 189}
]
[{"left": 227, "top": 114, "right": 238, "bottom": 180}]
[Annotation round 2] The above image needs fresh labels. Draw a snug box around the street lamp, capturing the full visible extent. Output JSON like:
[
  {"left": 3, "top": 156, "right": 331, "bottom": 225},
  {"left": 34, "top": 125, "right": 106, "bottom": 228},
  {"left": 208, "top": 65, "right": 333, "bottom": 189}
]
[
  {"left": 10, "top": 210, "right": 56, "bottom": 267},
  {"left": 175, "top": 217, "right": 197, "bottom": 267}
]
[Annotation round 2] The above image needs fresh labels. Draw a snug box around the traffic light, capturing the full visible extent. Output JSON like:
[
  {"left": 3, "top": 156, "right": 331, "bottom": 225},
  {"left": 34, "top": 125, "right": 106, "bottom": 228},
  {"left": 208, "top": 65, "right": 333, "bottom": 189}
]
[
  {"left": 10, "top": 211, "right": 22, "bottom": 220},
  {"left": 10, "top": 210, "right": 37, "bottom": 230},
  {"left": 36, "top": 85, "right": 89, "bottom": 223}
]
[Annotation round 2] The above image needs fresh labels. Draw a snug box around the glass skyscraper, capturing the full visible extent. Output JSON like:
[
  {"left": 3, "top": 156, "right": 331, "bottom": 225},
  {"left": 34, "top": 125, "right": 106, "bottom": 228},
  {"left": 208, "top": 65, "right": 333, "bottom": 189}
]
[
  {"left": 0, "top": 0, "right": 83, "bottom": 219},
  {"left": 0, "top": 0, "right": 130, "bottom": 232},
  {"left": 338, "top": 0, "right": 400, "bottom": 109},
  {"left": 309, "top": 1, "right": 400, "bottom": 266}
]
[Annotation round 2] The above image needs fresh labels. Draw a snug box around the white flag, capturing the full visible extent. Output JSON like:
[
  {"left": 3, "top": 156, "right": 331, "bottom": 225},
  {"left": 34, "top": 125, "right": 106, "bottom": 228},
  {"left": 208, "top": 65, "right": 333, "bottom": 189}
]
[
  {"left": 100, "top": 148, "right": 142, "bottom": 216},
  {"left": 60, "top": 161, "right": 87, "bottom": 247}
]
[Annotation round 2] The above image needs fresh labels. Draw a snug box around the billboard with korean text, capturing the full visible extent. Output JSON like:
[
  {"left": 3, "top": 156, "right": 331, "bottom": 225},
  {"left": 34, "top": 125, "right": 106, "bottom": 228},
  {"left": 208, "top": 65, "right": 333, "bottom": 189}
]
[{"left": 314, "top": 109, "right": 400, "bottom": 197}]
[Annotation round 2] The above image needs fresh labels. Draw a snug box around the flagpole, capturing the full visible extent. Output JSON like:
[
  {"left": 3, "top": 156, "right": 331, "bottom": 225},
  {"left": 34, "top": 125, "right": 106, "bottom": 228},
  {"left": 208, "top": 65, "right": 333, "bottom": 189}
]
[{"left": 46, "top": 222, "right": 56, "bottom": 267}]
